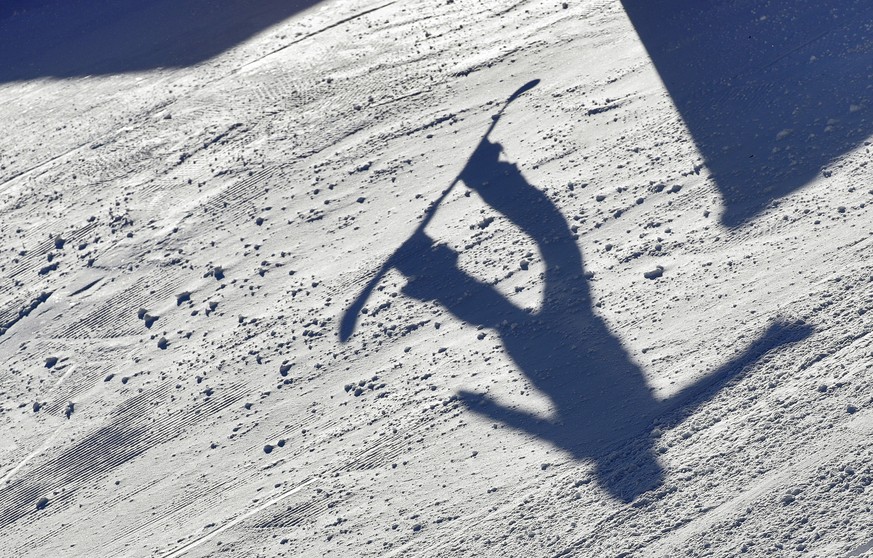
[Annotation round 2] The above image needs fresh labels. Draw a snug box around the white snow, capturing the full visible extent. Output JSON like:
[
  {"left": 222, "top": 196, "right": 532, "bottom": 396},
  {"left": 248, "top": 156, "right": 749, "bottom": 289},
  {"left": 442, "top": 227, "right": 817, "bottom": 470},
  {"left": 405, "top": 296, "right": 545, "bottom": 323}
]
[{"left": 1, "top": 0, "right": 873, "bottom": 556}]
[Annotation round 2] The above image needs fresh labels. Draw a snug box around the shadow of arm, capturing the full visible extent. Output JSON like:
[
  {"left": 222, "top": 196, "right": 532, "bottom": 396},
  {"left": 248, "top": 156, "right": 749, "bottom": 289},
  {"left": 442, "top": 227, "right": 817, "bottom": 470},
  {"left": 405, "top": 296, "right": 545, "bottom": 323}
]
[
  {"left": 663, "top": 319, "right": 813, "bottom": 420},
  {"left": 457, "top": 389, "right": 551, "bottom": 438}
]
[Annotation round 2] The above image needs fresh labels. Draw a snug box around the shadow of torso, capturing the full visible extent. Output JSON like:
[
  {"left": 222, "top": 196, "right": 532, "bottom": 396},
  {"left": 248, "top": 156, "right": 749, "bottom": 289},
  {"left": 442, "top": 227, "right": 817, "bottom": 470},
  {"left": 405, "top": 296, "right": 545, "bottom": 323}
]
[
  {"left": 468, "top": 154, "right": 660, "bottom": 442},
  {"left": 394, "top": 141, "right": 665, "bottom": 498}
]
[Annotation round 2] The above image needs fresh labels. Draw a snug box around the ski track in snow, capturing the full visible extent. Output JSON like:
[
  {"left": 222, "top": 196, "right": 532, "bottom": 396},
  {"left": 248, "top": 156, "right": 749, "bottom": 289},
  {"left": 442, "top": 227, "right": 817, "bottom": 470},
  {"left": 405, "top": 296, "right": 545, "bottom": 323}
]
[{"left": 1, "top": 0, "right": 873, "bottom": 556}]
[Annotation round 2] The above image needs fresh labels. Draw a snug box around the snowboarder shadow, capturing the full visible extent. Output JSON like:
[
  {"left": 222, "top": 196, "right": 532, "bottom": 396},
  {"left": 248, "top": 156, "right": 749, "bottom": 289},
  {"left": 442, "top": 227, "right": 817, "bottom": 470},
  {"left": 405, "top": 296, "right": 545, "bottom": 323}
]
[{"left": 388, "top": 138, "right": 812, "bottom": 502}]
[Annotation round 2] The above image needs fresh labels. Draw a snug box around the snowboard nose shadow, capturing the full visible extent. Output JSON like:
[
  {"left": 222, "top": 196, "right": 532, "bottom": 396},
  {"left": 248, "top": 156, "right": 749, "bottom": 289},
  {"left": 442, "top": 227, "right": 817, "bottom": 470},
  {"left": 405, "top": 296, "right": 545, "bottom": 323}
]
[{"left": 377, "top": 138, "right": 813, "bottom": 502}]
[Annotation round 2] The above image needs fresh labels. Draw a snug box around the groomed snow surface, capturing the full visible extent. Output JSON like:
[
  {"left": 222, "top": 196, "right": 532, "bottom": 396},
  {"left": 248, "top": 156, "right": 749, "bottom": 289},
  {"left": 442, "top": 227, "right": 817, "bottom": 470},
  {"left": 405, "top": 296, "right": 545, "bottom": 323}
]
[{"left": 1, "top": 0, "right": 873, "bottom": 556}]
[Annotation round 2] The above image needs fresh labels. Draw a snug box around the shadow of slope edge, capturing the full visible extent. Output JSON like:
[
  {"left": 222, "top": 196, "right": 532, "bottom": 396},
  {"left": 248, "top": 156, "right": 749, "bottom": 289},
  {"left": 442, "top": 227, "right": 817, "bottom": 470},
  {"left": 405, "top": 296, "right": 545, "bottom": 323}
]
[
  {"left": 0, "top": 0, "right": 322, "bottom": 83},
  {"left": 621, "top": 0, "right": 873, "bottom": 227}
]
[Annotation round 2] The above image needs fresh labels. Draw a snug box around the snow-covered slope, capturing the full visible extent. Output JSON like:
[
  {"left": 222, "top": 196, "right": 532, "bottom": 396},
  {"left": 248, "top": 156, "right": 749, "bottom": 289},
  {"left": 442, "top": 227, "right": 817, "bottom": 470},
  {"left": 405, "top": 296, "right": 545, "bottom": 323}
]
[{"left": 1, "top": 1, "right": 872, "bottom": 556}]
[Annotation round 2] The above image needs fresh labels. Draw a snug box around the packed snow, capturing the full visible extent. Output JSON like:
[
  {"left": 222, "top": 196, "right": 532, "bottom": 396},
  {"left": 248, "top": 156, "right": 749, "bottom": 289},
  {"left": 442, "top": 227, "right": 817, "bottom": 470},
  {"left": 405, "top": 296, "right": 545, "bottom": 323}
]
[{"left": 1, "top": 1, "right": 873, "bottom": 556}]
